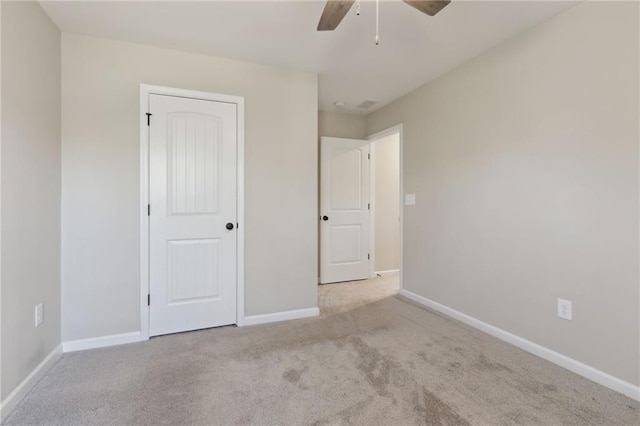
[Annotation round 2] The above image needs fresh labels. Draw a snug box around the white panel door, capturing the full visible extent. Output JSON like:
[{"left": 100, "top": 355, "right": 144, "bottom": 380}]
[
  {"left": 320, "top": 137, "right": 370, "bottom": 284},
  {"left": 149, "top": 94, "right": 237, "bottom": 336}
]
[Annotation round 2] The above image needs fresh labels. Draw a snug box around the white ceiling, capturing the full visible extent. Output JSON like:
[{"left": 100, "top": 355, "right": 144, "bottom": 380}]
[{"left": 40, "top": 0, "right": 577, "bottom": 115}]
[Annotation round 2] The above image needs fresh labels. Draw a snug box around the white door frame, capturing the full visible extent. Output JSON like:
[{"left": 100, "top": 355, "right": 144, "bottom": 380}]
[
  {"left": 139, "top": 84, "right": 245, "bottom": 341},
  {"left": 367, "top": 124, "right": 404, "bottom": 291}
]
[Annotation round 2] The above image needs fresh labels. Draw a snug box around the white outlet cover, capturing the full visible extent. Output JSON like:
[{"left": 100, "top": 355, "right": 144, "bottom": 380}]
[
  {"left": 404, "top": 194, "right": 416, "bottom": 206},
  {"left": 557, "top": 298, "right": 572, "bottom": 320}
]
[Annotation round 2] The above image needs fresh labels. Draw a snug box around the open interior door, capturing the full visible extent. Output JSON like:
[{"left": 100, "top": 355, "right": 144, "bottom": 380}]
[{"left": 320, "top": 137, "right": 370, "bottom": 284}]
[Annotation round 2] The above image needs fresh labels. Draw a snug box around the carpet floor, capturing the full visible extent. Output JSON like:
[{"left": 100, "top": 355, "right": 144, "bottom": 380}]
[{"left": 5, "top": 275, "right": 639, "bottom": 425}]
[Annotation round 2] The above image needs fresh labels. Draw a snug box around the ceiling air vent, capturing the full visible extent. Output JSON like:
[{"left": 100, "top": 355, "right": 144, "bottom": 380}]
[{"left": 356, "top": 100, "right": 378, "bottom": 109}]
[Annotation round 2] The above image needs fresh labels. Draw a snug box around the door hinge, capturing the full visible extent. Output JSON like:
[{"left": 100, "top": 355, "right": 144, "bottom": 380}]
[
  {"left": 368, "top": 253, "right": 370, "bottom": 260},
  {"left": 147, "top": 294, "right": 150, "bottom": 306},
  {"left": 368, "top": 153, "right": 370, "bottom": 160},
  {"left": 146, "top": 113, "right": 152, "bottom": 126},
  {"left": 147, "top": 204, "right": 150, "bottom": 216},
  {"left": 368, "top": 203, "right": 370, "bottom": 210}
]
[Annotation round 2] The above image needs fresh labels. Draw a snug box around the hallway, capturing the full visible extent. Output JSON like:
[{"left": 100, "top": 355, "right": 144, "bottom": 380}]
[{"left": 319, "top": 273, "right": 399, "bottom": 316}]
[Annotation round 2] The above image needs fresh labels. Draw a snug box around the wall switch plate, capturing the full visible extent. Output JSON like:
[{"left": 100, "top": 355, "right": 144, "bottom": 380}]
[
  {"left": 557, "top": 298, "right": 572, "bottom": 320},
  {"left": 404, "top": 194, "right": 416, "bottom": 206},
  {"left": 35, "top": 303, "right": 44, "bottom": 327}
]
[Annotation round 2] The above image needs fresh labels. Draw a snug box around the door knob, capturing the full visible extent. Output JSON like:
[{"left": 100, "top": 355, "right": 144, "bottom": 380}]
[
  {"left": 226, "top": 222, "right": 234, "bottom": 230},
  {"left": 322, "top": 216, "right": 329, "bottom": 221}
]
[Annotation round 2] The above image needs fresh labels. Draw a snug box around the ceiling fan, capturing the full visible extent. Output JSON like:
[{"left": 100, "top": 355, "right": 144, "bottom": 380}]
[{"left": 317, "top": 0, "right": 450, "bottom": 31}]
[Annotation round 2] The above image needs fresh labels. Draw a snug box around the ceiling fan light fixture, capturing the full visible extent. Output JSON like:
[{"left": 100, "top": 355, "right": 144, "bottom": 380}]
[{"left": 317, "top": 0, "right": 451, "bottom": 33}]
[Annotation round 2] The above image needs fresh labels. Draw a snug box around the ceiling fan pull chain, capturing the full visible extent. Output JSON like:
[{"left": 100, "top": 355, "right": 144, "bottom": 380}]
[{"left": 375, "top": 0, "right": 380, "bottom": 45}]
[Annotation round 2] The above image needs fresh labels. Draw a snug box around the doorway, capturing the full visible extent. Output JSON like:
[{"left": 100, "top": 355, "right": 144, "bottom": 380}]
[
  {"left": 139, "top": 85, "right": 245, "bottom": 339},
  {"left": 369, "top": 129, "right": 401, "bottom": 279},
  {"left": 318, "top": 125, "right": 403, "bottom": 312}
]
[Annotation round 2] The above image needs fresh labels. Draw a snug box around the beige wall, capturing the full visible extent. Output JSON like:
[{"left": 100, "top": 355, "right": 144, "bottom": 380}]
[
  {"left": 373, "top": 133, "right": 400, "bottom": 272},
  {"left": 318, "top": 111, "right": 366, "bottom": 140},
  {"left": 1, "top": 1, "right": 61, "bottom": 400},
  {"left": 61, "top": 33, "right": 318, "bottom": 341},
  {"left": 366, "top": 1, "right": 639, "bottom": 386}
]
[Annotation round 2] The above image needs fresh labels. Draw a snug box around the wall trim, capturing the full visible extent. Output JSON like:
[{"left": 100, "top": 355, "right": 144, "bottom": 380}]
[
  {"left": 243, "top": 307, "right": 320, "bottom": 326},
  {"left": 0, "top": 344, "right": 62, "bottom": 422},
  {"left": 398, "top": 289, "right": 640, "bottom": 401},
  {"left": 62, "top": 331, "right": 142, "bottom": 353}
]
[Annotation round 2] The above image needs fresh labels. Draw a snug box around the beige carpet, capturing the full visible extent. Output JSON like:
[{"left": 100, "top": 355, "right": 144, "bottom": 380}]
[{"left": 5, "top": 275, "right": 639, "bottom": 425}]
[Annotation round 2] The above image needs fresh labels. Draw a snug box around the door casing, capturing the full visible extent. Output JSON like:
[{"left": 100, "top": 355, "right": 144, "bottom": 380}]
[
  {"left": 367, "top": 125, "right": 403, "bottom": 285},
  {"left": 139, "top": 84, "right": 245, "bottom": 341}
]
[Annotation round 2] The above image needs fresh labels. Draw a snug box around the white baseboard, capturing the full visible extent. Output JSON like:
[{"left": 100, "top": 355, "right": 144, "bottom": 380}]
[
  {"left": 398, "top": 289, "right": 640, "bottom": 401},
  {"left": 0, "top": 344, "right": 62, "bottom": 422},
  {"left": 375, "top": 269, "right": 400, "bottom": 276},
  {"left": 243, "top": 307, "right": 320, "bottom": 326},
  {"left": 62, "top": 331, "right": 142, "bottom": 353}
]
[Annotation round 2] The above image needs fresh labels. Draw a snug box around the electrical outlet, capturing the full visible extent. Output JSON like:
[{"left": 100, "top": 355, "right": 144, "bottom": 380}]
[
  {"left": 557, "top": 298, "right": 572, "bottom": 320},
  {"left": 35, "top": 303, "right": 44, "bottom": 327}
]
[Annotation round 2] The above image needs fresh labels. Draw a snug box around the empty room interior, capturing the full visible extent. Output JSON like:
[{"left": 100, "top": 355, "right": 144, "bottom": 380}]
[{"left": 1, "top": 0, "right": 639, "bottom": 424}]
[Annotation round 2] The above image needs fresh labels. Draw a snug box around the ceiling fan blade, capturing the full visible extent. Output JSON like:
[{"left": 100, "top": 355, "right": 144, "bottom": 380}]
[
  {"left": 402, "top": 0, "right": 451, "bottom": 17},
  {"left": 317, "top": 0, "right": 355, "bottom": 31}
]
